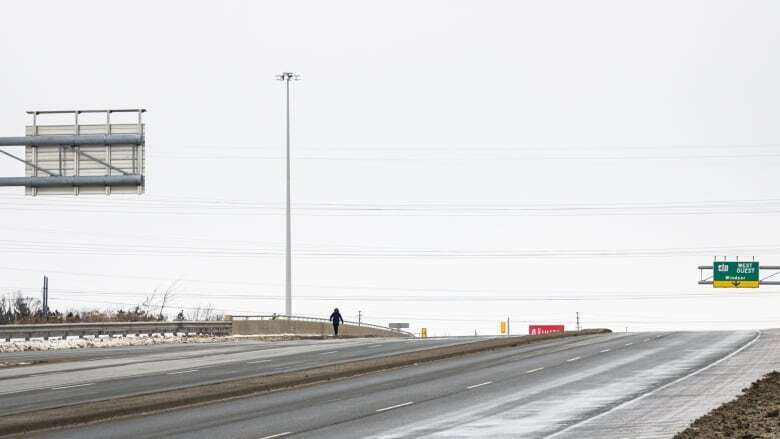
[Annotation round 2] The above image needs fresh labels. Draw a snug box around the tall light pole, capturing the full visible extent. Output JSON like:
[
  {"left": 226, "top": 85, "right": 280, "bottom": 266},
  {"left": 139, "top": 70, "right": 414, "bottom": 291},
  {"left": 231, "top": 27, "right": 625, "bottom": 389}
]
[{"left": 276, "top": 72, "right": 299, "bottom": 317}]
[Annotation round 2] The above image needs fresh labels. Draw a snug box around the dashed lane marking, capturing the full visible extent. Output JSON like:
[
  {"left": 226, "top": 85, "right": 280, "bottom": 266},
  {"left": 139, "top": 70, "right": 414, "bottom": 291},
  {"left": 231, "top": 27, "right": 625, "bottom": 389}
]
[
  {"left": 526, "top": 367, "right": 544, "bottom": 374},
  {"left": 167, "top": 369, "right": 199, "bottom": 375},
  {"left": 625, "top": 342, "right": 633, "bottom": 346},
  {"left": 320, "top": 351, "right": 338, "bottom": 355},
  {"left": 467, "top": 381, "right": 492, "bottom": 389},
  {"left": 600, "top": 349, "right": 611, "bottom": 353},
  {"left": 51, "top": 383, "right": 95, "bottom": 390},
  {"left": 258, "top": 433, "right": 292, "bottom": 439},
  {"left": 376, "top": 401, "right": 414, "bottom": 412},
  {"left": 247, "top": 360, "right": 273, "bottom": 364},
  {"left": 566, "top": 357, "right": 581, "bottom": 362}
]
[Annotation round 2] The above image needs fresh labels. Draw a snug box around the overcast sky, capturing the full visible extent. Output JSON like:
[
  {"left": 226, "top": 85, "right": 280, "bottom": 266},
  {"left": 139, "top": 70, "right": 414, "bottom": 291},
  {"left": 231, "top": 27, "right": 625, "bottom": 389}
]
[{"left": 1, "top": 0, "right": 780, "bottom": 335}]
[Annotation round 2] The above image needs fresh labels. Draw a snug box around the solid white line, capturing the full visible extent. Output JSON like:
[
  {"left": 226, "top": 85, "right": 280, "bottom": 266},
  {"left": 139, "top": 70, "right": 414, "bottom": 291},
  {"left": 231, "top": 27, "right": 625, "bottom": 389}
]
[
  {"left": 467, "top": 381, "right": 492, "bottom": 389},
  {"left": 545, "top": 330, "right": 762, "bottom": 438},
  {"left": 566, "top": 356, "right": 581, "bottom": 362},
  {"left": 51, "top": 383, "right": 95, "bottom": 390},
  {"left": 375, "top": 401, "right": 414, "bottom": 412},
  {"left": 167, "top": 369, "right": 199, "bottom": 375},
  {"left": 320, "top": 351, "right": 338, "bottom": 355},
  {"left": 600, "top": 349, "right": 611, "bottom": 353},
  {"left": 247, "top": 360, "right": 272, "bottom": 364},
  {"left": 526, "top": 367, "right": 544, "bottom": 374},
  {"left": 258, "top": 433, "right": 292, "bottom": 439}
]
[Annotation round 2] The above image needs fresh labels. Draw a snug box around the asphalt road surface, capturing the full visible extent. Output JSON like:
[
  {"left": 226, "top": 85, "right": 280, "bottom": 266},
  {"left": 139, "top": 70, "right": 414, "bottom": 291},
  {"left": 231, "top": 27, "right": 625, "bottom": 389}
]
[
  {"left": 0, "top": 336, "right": 482, "bottom": 416},
  {"left": 18, "top": 329, "right": 780, "bottom": 439}
]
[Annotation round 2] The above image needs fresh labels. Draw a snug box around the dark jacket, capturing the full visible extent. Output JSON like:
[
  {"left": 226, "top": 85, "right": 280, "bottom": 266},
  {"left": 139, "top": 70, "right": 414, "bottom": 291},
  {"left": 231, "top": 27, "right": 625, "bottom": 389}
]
[{"left": 329, "top": 310, "right": 344, "bottom": 325}]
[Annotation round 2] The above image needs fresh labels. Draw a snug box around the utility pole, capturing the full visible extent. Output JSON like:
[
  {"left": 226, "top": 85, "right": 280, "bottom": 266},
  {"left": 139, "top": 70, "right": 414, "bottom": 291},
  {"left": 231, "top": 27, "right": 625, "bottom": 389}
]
[
  {"left": 507, "top": 316, "right": 510, "bottom": 336},
  {"left": 358, "top": 310, "right": 362, "bottom": 326},
  {"left": 576, "top": 312, "right": 580, "bottom": 331},
  {"left": 276, "top": 72, "right": 300, "bottom": 317}
]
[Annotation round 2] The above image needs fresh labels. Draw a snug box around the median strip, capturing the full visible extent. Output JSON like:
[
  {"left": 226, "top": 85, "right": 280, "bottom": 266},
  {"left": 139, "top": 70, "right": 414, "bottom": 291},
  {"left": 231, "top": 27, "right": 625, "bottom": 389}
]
[{"left": 0, "top": 329, "right": 610, "bottom": 437}]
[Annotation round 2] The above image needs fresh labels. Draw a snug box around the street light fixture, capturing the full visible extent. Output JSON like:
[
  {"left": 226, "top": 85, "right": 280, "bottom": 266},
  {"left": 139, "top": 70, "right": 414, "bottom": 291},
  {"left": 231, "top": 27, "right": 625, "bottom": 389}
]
[{"left": 276, "top": 72, "right": 300, "bottom": 317}]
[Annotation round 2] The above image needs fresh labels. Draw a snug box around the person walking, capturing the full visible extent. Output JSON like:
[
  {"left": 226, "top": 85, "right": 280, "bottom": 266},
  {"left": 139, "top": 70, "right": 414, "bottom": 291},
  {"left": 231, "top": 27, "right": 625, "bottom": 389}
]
[{"left": 329, "top": 308, "right": 344, "bottom": 337}]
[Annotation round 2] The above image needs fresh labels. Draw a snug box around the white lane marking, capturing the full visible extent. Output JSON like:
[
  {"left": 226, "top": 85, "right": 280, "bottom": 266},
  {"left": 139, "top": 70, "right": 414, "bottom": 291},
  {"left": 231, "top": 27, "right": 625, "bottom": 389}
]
[
  {"left": 376, "top": 401, "right": 414, "bottom": 412},
  {"left": 247, "top": 359, "right": 272, "bottom": 364},
  {"left": 320, "top": 351, "right": 338, "bottom": 355},
  {"left": 625, "top": 342, "right": 633, "bottom": 346},
  {"left": 656, "top": 335, "right": 663, "bottom": 339},
  {"left": 467, "top": 381, "right": 492, "bottom": 389},
  {"left": 545, "top": 330, "right": 762, "bottom": 438},
  {"left": 526, "top": 367, "right": 544, "bottom": 374},
  {"left": 566, "top": 356, "right": 581, "bottom": 362},
  {"left": 258, "top": 433, "right": 292, "bottom": 439},
  {"left": 644, "top": 338, "right": 650, "bottom": 342},
  {"left": 600, "top": 349, "right": 611, "bottom": 353},
  {"left": 51, "top": 383, "right": 95, "bottom": 390},
  {"left": 167, "top": 369, "right": 199, "bottom": 375},
  {"left": 366, "top": 344, "right": 382, "bottom": 348}
]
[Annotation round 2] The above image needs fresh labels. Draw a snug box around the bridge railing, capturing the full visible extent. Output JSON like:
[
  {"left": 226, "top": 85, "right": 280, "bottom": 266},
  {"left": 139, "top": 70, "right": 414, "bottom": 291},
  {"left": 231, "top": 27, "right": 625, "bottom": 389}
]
[
  {"left": 231, "top": 314, "right": 414, "bottom": 336},
  {"left": 0, "top": 321, "right": 232, "bottom": 341}
]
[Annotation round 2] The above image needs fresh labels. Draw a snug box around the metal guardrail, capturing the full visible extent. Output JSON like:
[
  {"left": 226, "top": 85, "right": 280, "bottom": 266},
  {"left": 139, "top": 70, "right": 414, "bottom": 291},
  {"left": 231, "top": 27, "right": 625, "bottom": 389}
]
[
  {"left": 231, "top": 315, "right": 415, "bottom": 336},
  {"left": 0, "top": 321, "right": 232, "bottom": 341}
]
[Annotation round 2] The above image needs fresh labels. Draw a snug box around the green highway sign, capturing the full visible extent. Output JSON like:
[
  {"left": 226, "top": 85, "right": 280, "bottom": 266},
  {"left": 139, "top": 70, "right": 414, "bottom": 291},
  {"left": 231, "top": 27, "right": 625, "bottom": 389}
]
[{"left": 713, "top": 261, "right": 759, "bottom": 288}]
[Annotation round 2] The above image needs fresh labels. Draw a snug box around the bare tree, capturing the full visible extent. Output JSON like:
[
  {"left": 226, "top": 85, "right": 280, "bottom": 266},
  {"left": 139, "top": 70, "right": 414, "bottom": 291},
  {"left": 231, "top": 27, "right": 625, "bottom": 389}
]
[
  {"left": 157, "top": 280, "right": 181, "bottom": 321},
  {"left": 186, "top": 304, "right": 203, "bottom": 321}
]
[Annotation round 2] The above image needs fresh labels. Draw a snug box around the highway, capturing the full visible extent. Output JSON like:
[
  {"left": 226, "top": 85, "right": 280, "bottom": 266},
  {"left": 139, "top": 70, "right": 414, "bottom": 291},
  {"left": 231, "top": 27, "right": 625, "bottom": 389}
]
[
  {"left": 16, "top": 329, "right": 780, "bottom": 438},
  {"left": 0, "top": 336, "right": 480, "bottom": 416}
]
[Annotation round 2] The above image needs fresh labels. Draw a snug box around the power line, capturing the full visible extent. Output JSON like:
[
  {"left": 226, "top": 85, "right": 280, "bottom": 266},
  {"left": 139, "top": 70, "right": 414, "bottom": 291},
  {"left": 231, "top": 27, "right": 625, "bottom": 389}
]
[
  {"left": 153, "top": 143, "right": 780, "bottom": 152},
  {"left": 1, "top": 262, "right": 779, "bottom": 294}
]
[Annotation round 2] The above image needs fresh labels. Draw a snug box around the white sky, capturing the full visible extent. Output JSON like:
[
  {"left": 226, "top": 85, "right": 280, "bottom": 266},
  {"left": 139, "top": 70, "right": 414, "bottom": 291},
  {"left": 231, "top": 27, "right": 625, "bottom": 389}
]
[{"left": 1, "top": 0, "right": 780, "bottom": 335}]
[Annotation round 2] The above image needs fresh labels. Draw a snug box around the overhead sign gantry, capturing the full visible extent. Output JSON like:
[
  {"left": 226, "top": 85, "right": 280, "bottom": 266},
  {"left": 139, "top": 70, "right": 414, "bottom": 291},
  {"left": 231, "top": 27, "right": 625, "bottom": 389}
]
[
  {"left": 0, "top": 109, "right": 146, "bottom": 195},
  {"left": 698, "top": 259, "right": 780, "bottom": 288}
]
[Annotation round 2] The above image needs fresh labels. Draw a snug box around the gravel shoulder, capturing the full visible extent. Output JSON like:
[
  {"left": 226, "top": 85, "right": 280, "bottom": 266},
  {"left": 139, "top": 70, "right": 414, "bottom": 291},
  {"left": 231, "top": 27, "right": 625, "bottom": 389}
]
[{"left": 674, "top": 371, "right": 780, "bottom": 439}]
